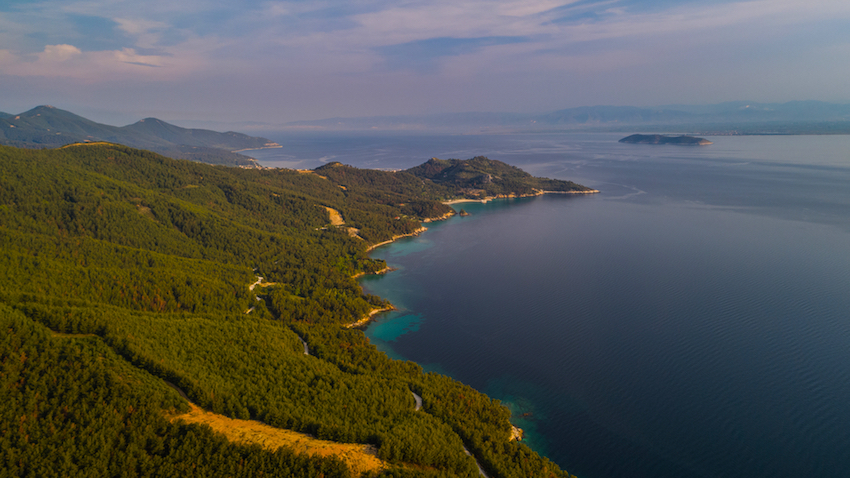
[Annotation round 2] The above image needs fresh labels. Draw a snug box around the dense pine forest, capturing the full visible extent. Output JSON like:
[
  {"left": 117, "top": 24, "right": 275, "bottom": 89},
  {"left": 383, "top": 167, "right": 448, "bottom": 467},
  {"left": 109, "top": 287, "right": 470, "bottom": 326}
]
[{"left": 1, "top": 143, "right": 582, "bottom": 477}]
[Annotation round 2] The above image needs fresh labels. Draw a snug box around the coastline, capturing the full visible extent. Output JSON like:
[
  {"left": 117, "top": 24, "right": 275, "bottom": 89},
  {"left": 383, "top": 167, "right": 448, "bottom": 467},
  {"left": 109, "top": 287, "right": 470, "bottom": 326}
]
[
  {"left": 345, "top": 306, "right": 396, "bottom": 329},
  {"left": 357, "top": 217, "right": 532, "bottom": 453},
  {"left": 422, "top": 211, "right": 454, "bottom": 223},
  {"left": 353, "top": 189, "right": 600, "bottom": 325},
  {"left": 366, "top": 226, "right": 428, "bottom": 252},
  {"left": 231, "top": 143, "right": 284, "bottom": 153},
  {"left": 352, "top": 266, "right": 395, "bottom": 280},
  {"left": 352, "top": 217, "right": 450, "bottom": 327},
  {"left": 442, "top": 189, "right": 598, "bottom": 205}
]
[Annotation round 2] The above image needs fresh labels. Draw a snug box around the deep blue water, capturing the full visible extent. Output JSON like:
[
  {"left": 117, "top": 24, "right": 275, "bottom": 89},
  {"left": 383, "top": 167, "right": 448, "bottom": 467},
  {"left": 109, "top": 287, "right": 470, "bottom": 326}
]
[{"left": 252, "top": 133, "right": 850, "bottom": 478}]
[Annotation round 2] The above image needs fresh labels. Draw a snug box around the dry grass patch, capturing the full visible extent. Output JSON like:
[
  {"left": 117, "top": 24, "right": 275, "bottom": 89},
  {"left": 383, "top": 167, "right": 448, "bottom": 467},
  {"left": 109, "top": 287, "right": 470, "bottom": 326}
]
[
  {"left": 297, "top": 170, "right": 328, "bottom": 179},
  {"left": 324, "top": 206, "right": 345, "bottom": 226},
  {"left": 59, "top": 141, "right": 115, "bottom": 149},
  {"left": 171, "top": 403, "right": 386, "bottom": 476}
]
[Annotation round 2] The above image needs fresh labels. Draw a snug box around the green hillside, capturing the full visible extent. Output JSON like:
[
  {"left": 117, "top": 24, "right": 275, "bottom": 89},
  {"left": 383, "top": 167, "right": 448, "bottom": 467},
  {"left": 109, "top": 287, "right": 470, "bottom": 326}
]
[
  {"left": 406, "top": 156, "right": 594, "bottom": 199},
  {"left": 0, "top": 143, "right": 579, "bottom": 478},
  {"left": 315, "top": 156, "right": 595, "bottom": 205},
  {"left": 0, "top": 106, "right": 278, "bottom": 166}
]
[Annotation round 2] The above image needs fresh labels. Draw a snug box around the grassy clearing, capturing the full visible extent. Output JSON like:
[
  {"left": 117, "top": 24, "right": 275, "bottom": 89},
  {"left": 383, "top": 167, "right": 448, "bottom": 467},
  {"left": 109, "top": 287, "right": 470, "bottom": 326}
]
[
  {"left": 324, "top": 206, "right": 346, "bottom": 226},
  {"left": 170, "top": 403, "right": 386, "bottom": 476}
]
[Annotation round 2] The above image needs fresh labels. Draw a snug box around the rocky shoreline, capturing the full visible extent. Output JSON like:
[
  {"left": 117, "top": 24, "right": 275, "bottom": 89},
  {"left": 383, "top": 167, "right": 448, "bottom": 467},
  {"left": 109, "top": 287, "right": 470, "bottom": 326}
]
[
  {"left": 231, "top": 142, "right": 284, "bottom": 153},
  {"left": 442, "top": 188, "right": 598, "bottom": 205},
  {"left": 365, "top": 226, "right": 429, "bottom": 252},
  {"left": 345, "top": 306, "right": 396, "bottom": 329},
  {"left": 422, "top": 211, "right": 455, "bottom": 222}
]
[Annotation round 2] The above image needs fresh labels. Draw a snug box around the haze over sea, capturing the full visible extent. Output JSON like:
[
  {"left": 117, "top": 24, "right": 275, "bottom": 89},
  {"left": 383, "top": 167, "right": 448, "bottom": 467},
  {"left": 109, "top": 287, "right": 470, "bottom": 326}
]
[{"left": 252, "top": 132, "right": 850, "bottom": 478}]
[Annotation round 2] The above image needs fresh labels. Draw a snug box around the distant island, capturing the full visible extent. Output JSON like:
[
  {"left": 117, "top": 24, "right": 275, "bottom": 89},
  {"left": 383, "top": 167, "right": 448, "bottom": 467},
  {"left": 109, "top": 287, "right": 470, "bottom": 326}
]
[{"left": 619, "top": 134, "right": 713, "bottom": 145}]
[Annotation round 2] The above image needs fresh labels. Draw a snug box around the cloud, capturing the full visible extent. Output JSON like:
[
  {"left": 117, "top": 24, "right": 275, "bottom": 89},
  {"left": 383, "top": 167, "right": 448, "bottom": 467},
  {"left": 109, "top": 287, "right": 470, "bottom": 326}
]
[
  {"left": 3, "top": 0, "right": 850, "bottom": 122},
  {"left": 257, "top": 0, "right": 850, "bottom": 79},
  {"left": 349, "top": 0, "right": 572, "bottom": 46},
  {"left": 555, "top": 0, "right": 850, "bottom": 44},
  {"left": 113, "top": 48, "right": 164, "bottom": 67},
  {"left": 0, "top": 49, "right": 16, "bottom": 65},
  {"left": 114, "top": 17, "right": 167, "bottom": 35},
  {"left": 375, "top": 36, "right": 533, "bottom": 72},
  {"left": 2, "top": 44, "right": 195, "bottom": 80},
  {"left": 38, "top": 44, "right": 82, "bottom": 61}
]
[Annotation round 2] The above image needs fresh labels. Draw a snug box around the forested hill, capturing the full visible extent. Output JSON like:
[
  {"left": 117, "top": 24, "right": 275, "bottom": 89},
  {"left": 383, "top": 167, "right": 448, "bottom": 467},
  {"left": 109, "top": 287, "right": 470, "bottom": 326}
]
[
  {"left": 0, "top": 105, "right": 279, "bottom": 166},
  {"left": 315, "top": 156, "right": 595, "bottom": 204},
  {"left": 406, "top": 156, "right": 595, "bottom": 198},
  {"left": 0, "top": 143, "right": 579, "bottom": 478}
]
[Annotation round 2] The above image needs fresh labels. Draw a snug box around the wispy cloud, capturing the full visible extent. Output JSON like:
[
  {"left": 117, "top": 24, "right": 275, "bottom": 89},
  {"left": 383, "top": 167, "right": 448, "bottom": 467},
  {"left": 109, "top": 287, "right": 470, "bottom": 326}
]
[
  {"left": 554, "top": 0, "right": 850, "bottom": 43},
  {"left": 375, "top": 36, "right": 535, "bottom": 73},
  {"left": 2, "top": 0, "right": 849, "bottom": 121},
  {"left": 348, "top": 0, "right": 572, "bottom": 46},
  {"left": 1, "top": 43, "right": 199, "bottom": 80},
  {"left": 39, "top": 44, "right": 82, "bottom": 62},
  {"left": 114, "top": 17, "right": 167, "bottom": 35}
]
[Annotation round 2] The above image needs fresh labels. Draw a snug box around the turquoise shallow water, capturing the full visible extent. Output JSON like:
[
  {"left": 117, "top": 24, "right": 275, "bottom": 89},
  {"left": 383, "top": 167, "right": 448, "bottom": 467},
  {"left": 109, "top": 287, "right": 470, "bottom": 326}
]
[{"left": 255, "top": 133, "right": 850, "bottom": 478}]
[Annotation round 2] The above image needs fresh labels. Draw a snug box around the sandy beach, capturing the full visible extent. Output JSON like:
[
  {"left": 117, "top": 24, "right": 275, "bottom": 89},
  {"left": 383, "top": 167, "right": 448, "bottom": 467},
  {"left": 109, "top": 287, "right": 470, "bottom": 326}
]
[
  {"left": 345, "top": 306, "right": 396, "bottom": 328},
  {"left": 366, "top": 227, "right": 428, "bottom": 252}
]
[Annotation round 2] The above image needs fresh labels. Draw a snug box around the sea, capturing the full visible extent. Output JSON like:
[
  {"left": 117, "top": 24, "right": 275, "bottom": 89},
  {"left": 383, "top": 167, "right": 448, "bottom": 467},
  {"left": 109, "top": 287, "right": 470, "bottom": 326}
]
[{"left": 251, "top": 131, "right": 850, "bottom": 478}]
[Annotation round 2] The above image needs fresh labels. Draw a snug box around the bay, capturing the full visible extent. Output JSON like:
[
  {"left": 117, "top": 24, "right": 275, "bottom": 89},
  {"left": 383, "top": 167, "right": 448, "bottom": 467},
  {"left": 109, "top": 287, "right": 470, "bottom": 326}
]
[{"left": 252, "top": 132, "right": 850, "bottom": 478}]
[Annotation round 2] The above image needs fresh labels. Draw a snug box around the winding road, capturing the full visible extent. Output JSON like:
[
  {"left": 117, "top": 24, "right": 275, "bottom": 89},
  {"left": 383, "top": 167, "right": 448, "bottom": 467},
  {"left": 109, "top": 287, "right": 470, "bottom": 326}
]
[
  {"left": 296, "top": 334, "right": 310, "bottom": 355},
  {"left": 463, "top": 445, "right": 490, "bottom": 478}
]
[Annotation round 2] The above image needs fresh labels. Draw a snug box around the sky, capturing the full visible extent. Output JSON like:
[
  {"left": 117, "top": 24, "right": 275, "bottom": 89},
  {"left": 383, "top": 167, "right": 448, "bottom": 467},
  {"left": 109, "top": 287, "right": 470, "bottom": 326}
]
[{"left": 2, "top": 0, "right": 849, "bottom": 127}]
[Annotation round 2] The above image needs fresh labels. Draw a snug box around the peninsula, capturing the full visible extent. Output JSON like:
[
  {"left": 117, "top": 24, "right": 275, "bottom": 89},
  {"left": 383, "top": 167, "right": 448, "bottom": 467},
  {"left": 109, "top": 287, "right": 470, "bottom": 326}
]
[
  {"left": 405, "top": 156, "right": 597, "bottom": 200},
  {"left": 619, "top": 133, "right": 713, "bottom": 145},
  {"left": 0, "top": 143, "right": 581, "bottom": 478}
]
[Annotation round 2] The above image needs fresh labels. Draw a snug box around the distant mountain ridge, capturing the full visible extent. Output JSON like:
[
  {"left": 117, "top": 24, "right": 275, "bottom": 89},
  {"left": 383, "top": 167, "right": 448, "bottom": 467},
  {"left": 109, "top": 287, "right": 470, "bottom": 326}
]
[
  {"left": 282, "top": 100, "right": 850, "bottom": 133},
  {"left": 0, "top": 105, "right": 279, "bottom": 166}
]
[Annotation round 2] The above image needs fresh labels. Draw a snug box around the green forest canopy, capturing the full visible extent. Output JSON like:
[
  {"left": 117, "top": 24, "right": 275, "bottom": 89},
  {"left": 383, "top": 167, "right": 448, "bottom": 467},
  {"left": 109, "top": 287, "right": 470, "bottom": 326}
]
[{"left": 0, "top": 142, "right": 584, "bottom": 478}]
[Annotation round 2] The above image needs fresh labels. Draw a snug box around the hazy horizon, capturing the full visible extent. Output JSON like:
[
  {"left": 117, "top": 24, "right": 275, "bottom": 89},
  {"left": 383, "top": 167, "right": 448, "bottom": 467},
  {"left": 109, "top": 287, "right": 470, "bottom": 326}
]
[
  {"left": 2, "top": 1, "right": 850, "bottom": 128},
  {"left": 6, "top": 99, "right": 850, "bottom": 134}
]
